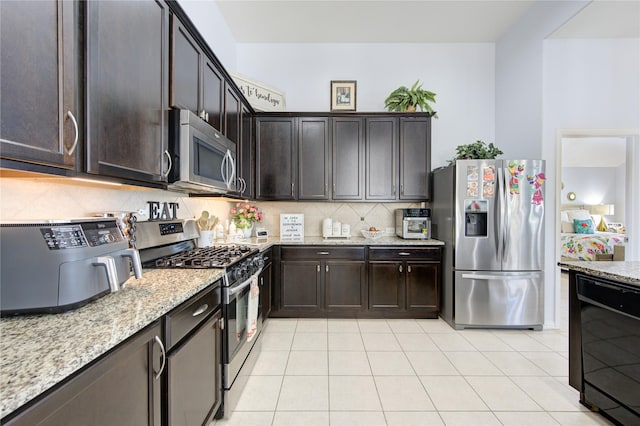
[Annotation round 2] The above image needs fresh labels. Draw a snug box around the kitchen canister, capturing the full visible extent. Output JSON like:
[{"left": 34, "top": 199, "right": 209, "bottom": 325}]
[
  {"left": 332, "top": 221, "right": 341, "bottom": 236},
  {"left": 341, "top": 223, "right": 350, "bottom": 237},
  {"left": 322, "top": 218, "right": 333, "bottom": 237}
]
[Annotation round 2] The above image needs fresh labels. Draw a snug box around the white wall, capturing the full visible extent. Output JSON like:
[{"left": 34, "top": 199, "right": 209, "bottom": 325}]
[
  {"left": 177, "top": 0, "right": 238, "bottom": 68},
  {"left": 236, "top": 43, "right": 496, "bottom": 168},
  {"left": 561, "top": 166, "right": 622, "bottom": 218},
  {"left": 495, "top": 0, "right": 589, "bottom": 159}
]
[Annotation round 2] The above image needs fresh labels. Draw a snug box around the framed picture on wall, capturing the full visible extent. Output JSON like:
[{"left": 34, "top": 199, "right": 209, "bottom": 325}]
[{"left": 330, "top": 80, "right": 357, "bottom": 111}]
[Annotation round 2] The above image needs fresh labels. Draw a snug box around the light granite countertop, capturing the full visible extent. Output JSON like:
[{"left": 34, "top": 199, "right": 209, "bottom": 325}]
[
  {"left": 240, "top": 235, "right": 445, "bottom": 248},
  {"left": 0, "top": 236, "right": 443, "bottom": 418},
  {"left": 0, "top": 268, "right": 224, "bottom": 419},
  {"left": 558, "top": 260, "right": 640, "bottom": 287}
]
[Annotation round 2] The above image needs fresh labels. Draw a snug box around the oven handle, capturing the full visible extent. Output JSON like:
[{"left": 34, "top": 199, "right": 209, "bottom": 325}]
[{"left": 224, "top": 268, "right": 263, "bottom": 303}]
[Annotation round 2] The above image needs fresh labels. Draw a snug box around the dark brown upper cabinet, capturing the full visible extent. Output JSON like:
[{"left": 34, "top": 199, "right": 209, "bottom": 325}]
[
  {"left": 399, "top": 117, "right": 431, "bottom": 200},
  {"left": 237, "top": 102, "right": 254, "bottom": 198},
  {"left": 224, "top": 83, "right": 240, "bottom": 143},
  {"left": 86, "top": 0, "right": 170, "bottom": 184},
  {"left": 332, "top": 117, "right": 365, "bottom": 200},
  {"left": 255, "top": 116, "right": 330, "bottom": 201},
  {"left": 365, "top": 117, "right": 398, "bottom": 200},
  {"left": 0, "top": 0, "right": 80, "bottom": 172},
  {"left": 298, "top": 117, "right": 330, "bottom": 200},
  {"left": 255, "top": 117, "right": 297, "bottom": 200},
  {"left": 170, "top": 15, "right": 224, "bottom": 132},
  {"left": 256, "top": 112, "right": 432, "bottom": 202}
]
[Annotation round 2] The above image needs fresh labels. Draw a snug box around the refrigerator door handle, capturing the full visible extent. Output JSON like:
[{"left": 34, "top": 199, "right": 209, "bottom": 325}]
[
  {"left": 461, "top": 273, "right": 541, "bottom": 280},
  {"left": 496, "top": 166, "right": 504, "bottom": 262},
  {"left": 502, "top": 164, "right": 511, "bottom": 261}
]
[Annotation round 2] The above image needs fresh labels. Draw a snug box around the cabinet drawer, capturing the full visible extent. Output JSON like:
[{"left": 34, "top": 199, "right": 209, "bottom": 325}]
[
  {"left": 165, "top": 280, "right": 221, "bottom": 350},
  {"left": 368, "top": 246, "right": 441, "bottom": 261},
  {"left": 281, "top": 246, "right": 365, "bottom": 260}
]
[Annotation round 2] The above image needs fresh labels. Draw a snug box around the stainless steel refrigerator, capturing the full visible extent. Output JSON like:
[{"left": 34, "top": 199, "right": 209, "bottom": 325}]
[{"left": 432, "top": 159, "right": 545, "bottom": 330}]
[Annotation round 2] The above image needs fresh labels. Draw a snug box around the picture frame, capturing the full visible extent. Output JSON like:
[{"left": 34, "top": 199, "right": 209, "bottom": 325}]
[{"left": 330, "top": 80, "right": 356, "bottom": 111}]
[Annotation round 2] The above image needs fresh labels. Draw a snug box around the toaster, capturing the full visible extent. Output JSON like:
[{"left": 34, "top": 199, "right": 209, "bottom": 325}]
[{"left": 0, "top": 218, "right": 142, "bottom": 315}]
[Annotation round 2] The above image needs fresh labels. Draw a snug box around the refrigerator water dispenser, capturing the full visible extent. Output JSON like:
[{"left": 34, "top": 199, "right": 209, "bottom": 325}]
[{"left": 464, "top": 200, "right": 487, "bottom": 237}]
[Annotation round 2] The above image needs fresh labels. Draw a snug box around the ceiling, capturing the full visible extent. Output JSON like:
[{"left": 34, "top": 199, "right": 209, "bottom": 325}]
[{"left": 215, "top": 0, "right": 640, "bottom": 43}]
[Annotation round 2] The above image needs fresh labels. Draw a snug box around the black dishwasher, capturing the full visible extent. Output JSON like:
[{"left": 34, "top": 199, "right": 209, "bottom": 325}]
[
  {"left": 577, "top": 274, "right": 640, "bottom": 425},
  {"left": 163, "top": 280, "right": 223, "bottom": 426}
]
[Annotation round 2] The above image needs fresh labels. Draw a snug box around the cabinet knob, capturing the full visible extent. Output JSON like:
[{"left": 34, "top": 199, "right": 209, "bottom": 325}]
[
  {"left": 408, "top": 265, "right": 412, "bottom": 273},
  {"left": 317, "top": 264, "right": 320, "bottom": 272},
  {"left": 326, "top": 265, "right": 329, "bottom": 272},
  {"left": 399, "top": 265, "right": 403, "bottom": 273}
]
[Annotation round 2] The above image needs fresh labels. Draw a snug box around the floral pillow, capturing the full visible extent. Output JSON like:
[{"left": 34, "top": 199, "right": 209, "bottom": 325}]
[{"left": 573, "top": 218, "right": 595, "bottom": 234}]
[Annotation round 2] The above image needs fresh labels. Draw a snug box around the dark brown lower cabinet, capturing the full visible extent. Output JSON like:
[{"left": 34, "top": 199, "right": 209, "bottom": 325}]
[
  {"left": 260, "top": 248, "right": 273, "bottom": 321},
  {"left": 368, "top": 247, "right": 441, "bottom": 318},
  {"left": 166, "top": 310, "right": 222, "bottom": 426},
  {"left": 271, "top": 245, "right": 441, "bottom": 319},
  {"left": 276, "top": 246, "right": 366, "bottom": 317},
  {"left": 3, "top": 322, "right": 163, "bottom": 426}
]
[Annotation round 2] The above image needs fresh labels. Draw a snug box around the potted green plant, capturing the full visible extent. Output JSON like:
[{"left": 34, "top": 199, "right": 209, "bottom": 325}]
[
  {"left": 384, "top": 80, "right": 437, "bottom": 116},
  {"left": 448, "top": 140, "right": 503, "bottom": 164}
]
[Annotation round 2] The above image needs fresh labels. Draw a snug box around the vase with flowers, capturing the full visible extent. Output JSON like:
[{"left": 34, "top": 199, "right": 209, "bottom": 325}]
[{"left": 229, "top": 202, "right": 263, "bottom": 238}]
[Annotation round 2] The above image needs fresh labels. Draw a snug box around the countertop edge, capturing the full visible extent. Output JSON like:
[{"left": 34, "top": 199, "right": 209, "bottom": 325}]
[{"left": 558, "top": 261, "right": 640, "bottom": 286}]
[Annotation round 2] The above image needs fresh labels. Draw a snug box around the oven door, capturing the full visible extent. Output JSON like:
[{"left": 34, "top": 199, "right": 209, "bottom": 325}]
[{"left": 223, "top": 272, "right": 262, "bottom": 388}]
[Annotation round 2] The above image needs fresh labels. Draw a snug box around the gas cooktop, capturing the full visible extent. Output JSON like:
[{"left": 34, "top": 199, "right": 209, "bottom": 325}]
[{"left": 152, "top": 245, "right": 256, "bottom": 269}]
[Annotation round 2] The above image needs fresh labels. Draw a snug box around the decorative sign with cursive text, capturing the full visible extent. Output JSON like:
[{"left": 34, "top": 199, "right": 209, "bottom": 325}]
[{"left": 230, "top": 72, "right": 286, "bottom": 112}]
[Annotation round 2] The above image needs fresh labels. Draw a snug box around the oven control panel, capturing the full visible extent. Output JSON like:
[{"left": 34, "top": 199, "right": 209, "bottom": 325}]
[
  {"left": 40, "top": 221, "right": 124, "bottom": 250},
  {"left": 159, "top": 222, "right": 184, "bottom": 235}
]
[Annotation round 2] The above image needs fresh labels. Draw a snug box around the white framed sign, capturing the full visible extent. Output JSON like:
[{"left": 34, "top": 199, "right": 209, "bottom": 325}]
[
  {"left": 230, "top": 71, "right": 286, "bottom": 112},
  {"left": 280, "top": 214, "right": 304, "bottom": 241}
]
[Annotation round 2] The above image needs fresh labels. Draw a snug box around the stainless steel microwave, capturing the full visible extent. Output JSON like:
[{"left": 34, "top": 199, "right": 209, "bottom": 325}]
[{"left": 168, "top": 109, "right": 236, "bottom": 194}]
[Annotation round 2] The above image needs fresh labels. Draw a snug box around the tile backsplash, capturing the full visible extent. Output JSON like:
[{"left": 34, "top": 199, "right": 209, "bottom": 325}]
[{"left": 0, "top": 176, "right": 421, "bottom": 236}]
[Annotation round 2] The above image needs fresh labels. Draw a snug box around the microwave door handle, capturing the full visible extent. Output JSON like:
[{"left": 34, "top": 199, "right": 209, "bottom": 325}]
[
  {"left": 220, "top": 150, "right": 228, "bottom": 185},
  {"left": 227, "top": 150, "right": 236, "bottom": 190}
]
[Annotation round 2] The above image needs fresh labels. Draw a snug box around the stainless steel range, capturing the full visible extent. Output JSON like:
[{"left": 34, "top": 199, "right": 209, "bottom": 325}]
[{"left": 134, "top": 219, "right": 264, "bottom": 419}]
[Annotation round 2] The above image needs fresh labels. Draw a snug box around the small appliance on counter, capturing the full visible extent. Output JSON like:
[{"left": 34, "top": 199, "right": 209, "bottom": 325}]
[
  {"left": 395, "top": 208, "right": 431, "bottom": 239},
  {"left": 0, "top": 218, "right": 142, "bottom": 315}
]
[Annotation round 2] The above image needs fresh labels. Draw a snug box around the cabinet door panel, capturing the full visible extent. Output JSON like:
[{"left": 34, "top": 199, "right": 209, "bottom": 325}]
[
  {"left": 168, "top": 311, "right": 221, "bottom": 426},
  {"left": 170, "top": 16, "right": 200, "bottom": 113},
  {"left": 281, "top": 261, "right": 321, "bottom": 310},
  {"left": 0, "top": 0, "right": 78, "bottom": 169},
  {"left": 332, "top": 118, "right": 364, "bottom": 200},
  {"left": 86, "top": 0, "right": 168, "bottom": 183},
  {"left": 365, "top": 117, "right": 397, "bottom": 200},
  {"left": 256, "top": 118, "right": 296, "bottom": 200},
  {"left": 298, "top": 117, "right": 329, "bottom": 200},
  {"left": 260, "top": 262, "right": 273, "bottom": 320},
  {"left": 406, "top": 262, "right": 439, "bottom": 310},
  {"left": 224, "top": 85, "right": 240, "bottom": 143},
  {"left": 325, "top": 261, "right": 366, "bottom": 310},
  {"left": 238, "top": 103, "right": 254, "bottom": 198},
  {"left": 203, "top": 59, "right": 223, "bottom": 131},
  {"left": 368, "top": 262, "right": 403, "bottom": 310},
  {"left": 399, "top": 118, "right": 430, "bottom": 200}
]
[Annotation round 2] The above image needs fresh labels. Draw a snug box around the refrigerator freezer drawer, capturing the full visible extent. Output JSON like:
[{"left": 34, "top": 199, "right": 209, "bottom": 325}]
[{"left": 454, "top": 271, "right": 543, "bottom": 330}]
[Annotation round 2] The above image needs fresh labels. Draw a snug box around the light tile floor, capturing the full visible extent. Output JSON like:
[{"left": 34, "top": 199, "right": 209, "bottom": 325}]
[{"left": 214, "top": 273, "right": 613, "bottom": 426}]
